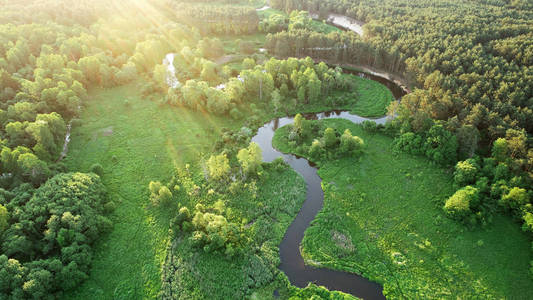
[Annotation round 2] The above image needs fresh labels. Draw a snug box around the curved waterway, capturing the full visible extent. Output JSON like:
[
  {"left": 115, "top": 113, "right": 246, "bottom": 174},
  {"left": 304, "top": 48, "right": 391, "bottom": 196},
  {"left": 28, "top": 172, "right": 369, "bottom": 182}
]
[
  {"left": 162, "top": 43, "right": 407, "bottom": 297},
  {"left": 252, "top": 112, "right": 390, "bottom": 299}
]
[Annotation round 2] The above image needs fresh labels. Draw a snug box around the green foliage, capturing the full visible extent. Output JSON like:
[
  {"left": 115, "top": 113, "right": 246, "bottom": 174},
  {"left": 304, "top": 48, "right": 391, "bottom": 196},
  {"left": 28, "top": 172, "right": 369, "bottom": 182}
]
[
  {"left": 444, "top": 186, "right": 479, "bottom": 221},
  {"left": 0, "top": 205, "right": 7, "bottom": 234},
  {"left": 500, "top": 187, "right": 529, "bottom": 212},
  {"left": 323, "top": 127, "right": 337, "bottom": 149},
  {"left": 339, "top": 129, "right": 364, "bottom": 155},
  {"left": 274, "top": 118, "right": 533, "bottom": 298},
  {"left": 0, "top": 172, "right": 110, "bottom": 298},
  {"left": 453, "top": 159, "right": 479, "bottom": 187},
  {"left": 492, "top": 138, "right": 509, "bottom": 163},
  {"left": 174, "top": 3, "right": 259, "bottom": 35},
  {"left": 148, "top": 181, "right": 173, "bottom": 207},
  {"left": 206, "top": 153, "right": 231, "bottom": 182},
  {"left": 160, "top": 161, "right": 308, "bottom": 299},
  {"left": 89, "top": 163, "right": 104, "bottom": 176},
  {"left": 237, "top": 142, "right": 263, "bottom": 178}
]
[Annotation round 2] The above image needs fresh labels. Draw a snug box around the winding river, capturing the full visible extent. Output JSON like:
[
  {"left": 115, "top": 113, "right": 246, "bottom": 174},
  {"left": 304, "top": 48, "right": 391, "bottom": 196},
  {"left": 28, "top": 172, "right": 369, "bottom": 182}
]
[
  {"left": 162, "top": 8, "right": 409, "bottom": 298},
  {"left": 250, "top": 71, "right": 404, "bottom": 299}
]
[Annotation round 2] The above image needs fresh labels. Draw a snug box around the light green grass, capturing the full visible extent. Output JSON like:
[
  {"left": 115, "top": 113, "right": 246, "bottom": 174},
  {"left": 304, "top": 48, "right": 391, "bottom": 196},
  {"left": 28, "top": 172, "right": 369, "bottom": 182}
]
[
  {"left": 349, "top": 75, "right": 394, "bottom": 117},
  {"left": 62, "top": 82, "right": 241, "bottom": 299},
  {"left": 273, "top": 119, "right": 533, "bottom": 299},
  {"left": 219, "top": 33, "right": 267, "bottom": 55}
]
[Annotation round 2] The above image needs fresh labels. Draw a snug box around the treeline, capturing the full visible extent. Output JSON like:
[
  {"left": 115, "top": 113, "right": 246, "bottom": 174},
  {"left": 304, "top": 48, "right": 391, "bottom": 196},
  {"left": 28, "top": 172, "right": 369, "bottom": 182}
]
[
  {"left": 162, "top": 57, "right": 352, "bottom": 116},
  {"left": 265, "top": 30, "right": 405, "bottom": 75},
  {"left": 173, "top": 3, "right": 259, "bottom": 35}
]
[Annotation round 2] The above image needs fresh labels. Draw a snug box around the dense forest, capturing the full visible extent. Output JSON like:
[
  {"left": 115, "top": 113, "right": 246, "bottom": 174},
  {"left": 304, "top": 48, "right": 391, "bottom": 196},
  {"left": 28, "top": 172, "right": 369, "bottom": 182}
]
[{"left": 1, "top": 0, "right": 532, "bottom": 298}]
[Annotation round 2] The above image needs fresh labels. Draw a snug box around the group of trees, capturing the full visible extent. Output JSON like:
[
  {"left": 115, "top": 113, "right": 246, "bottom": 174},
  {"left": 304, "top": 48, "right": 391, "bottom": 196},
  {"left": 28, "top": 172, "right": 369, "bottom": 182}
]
[
  {"left": 204, "top": 142, "right": 263, "bottom": 184},
  {"left": 444, "top": 140, "right": 532, "bottom": 232},
  {"left": 0, "top": 172, "right": 112, "bottom": 298},
  {"left": 162, "top": 57, "right": 352, "bottom": 117},
  {"left": 172, "top": 203, "right": 246, "bottom": 258},
  {"left": 173, "top": 3, "right": 259, "bottom": 35},
  {"left": 260, "top": 10, "right": 333, "bottom": 35},
  {"left": 265, "top": 29, "right": 405, "bottom": 75},
  {"left": 288, "top": 114, "right": 365, "bottom": 160}
]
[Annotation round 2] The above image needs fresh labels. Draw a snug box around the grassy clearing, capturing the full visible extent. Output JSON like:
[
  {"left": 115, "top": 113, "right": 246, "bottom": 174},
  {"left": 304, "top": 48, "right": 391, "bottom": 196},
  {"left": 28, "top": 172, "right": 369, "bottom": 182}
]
[
  {"left": 63, "top": 82, "right": 241, "bottom": 299},
  {"left": 219, "top": 33, "right": 267, "bottom": 55},
  {"left": 273, "top": 119, "right": 533, "bottom": 299},
  {"left": 349, "top": 75, "right": 394, "bottom": 117}
]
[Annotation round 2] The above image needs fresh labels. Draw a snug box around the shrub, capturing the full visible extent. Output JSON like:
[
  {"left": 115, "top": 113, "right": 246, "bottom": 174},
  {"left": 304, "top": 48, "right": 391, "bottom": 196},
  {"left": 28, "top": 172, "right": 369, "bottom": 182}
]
[
  {"left": 453, "top": 159, "right": 478, "bottom": 186},
  {"left": 0, "top": 204, "right": 7, "bottom": 233},
  {"left": 393, "top": 132, "right": 424, "bottom": 155},
  {"left": 149, "top": 181, "right": 173, "bottom": 206},
  {"left": 444, "top": 186, "right": 479, "bottom": 221},
  {"left": 500, "top": 187, "right": 529, "bottom": 211}
]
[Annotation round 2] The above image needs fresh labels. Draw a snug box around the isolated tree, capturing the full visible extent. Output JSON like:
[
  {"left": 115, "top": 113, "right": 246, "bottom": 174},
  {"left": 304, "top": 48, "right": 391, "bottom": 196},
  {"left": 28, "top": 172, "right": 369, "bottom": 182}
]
[
  {"left": 444, "top": 186, "right": 479, "bottom": 221},
  {"left": 324, "top": 127, "right": 337, "bottom": 149},
  {"left": 206, "top": 154, "right": 230, "bottom": 181},
  {"left": 0, "top": 205, "right": 8, "bottom": 233},
  {"left": 237, "top": 142, "right": 262, "bottom": 177}
]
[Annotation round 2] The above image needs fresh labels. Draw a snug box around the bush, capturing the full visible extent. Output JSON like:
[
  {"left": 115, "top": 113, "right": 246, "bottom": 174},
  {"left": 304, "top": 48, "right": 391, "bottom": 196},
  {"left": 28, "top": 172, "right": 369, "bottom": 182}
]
[
  {"left": 393, "top": 132, "right": 424, "bottom": 155},
  {"left": 444, "top": 186, "right": 479, "bottom": 221},
  {"left": 453, "top": 159, "right": 478, "bottom": 186},
  {"left": 149, "top": 181, "right": 173, "bottom": 206},
  {"left": 499, "top": 187, "right": 529, "bottom": 211}
]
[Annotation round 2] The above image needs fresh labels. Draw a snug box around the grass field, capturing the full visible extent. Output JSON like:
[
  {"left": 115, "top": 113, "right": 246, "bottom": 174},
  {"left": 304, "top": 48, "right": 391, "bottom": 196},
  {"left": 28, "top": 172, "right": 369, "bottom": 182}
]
[
  {"left": 63, "top": 82, "right": 242, "bottom": 299},
  {"left": 273, "top": 119, "right": 533, "bottom": 299},
  {"left": 349, "top": 75, "right": 394, "bottom": 117}
]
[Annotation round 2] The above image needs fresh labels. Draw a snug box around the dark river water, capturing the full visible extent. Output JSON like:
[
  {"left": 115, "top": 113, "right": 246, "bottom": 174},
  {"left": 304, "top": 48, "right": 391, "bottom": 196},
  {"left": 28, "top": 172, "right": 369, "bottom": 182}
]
[{"left": 251, "top": 76, "right": 406, "bottom": 299}]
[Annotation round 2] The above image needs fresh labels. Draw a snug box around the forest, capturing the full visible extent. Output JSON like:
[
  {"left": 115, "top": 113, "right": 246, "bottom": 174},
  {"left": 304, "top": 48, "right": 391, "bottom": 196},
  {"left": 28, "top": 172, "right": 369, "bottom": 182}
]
[{"left": 0, "top": 0, "right": 531, "bottom": 299}]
